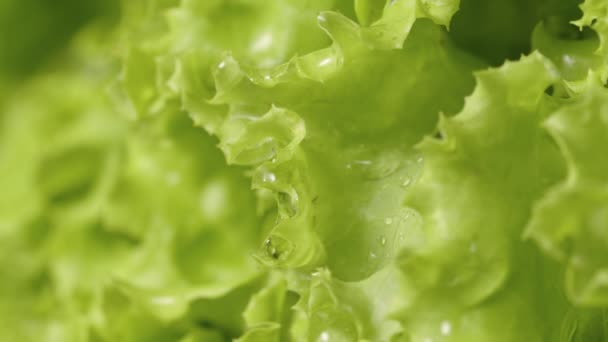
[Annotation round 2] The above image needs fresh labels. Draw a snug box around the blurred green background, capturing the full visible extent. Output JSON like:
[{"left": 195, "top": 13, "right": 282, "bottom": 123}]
[{"left": 0, "top": 0, "right": 118, "bottom": 84}]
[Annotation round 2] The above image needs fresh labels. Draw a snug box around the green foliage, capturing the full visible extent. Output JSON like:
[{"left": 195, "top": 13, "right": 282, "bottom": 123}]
[{"left": 1, "top": 0, "right": 608, "bottom": 341}]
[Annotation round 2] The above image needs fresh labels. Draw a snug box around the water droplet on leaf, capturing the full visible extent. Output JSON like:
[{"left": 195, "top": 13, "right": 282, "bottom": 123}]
[
  {"left": 278, "top": 191, "right": 298, "bottom": 217},
  {"left": 262, "top": 172, "right": 276, "bottom": 183}
]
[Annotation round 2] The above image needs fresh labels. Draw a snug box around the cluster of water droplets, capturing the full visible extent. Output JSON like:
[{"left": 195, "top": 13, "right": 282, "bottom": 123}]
[{"left": 342, "top": 147, "right": 425, "bottom": 266}]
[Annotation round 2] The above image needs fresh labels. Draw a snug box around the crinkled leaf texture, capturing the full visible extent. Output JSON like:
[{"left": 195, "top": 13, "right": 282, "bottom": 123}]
[
  {"left": 527, "top": 74, "right": 608, "bottom": 307},
  {"left": 2, "top": 0, "right": 608, "bottom": 341},
  {"left": 574, "top": 0, "right": 608, "bottom": 81}
]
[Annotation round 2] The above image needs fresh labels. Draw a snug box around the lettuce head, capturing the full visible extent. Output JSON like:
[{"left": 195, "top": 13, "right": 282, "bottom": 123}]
[{"left": 1, "top": 0, "right": 607, "bottom": 341}]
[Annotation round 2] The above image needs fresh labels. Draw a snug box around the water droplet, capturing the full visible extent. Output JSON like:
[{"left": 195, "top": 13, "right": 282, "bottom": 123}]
[
  {"left": 563, "top": 54, "right": 575, "bottom": 67},
  {"left": 251, "top": 32, "right": 273, "bottom": 52},
  {"left": 348, "top": 149, "right": 423, "bottom": 184},
  {"left": 319, "top": 57, "right": 333, "bottom": 67},
  {"left": 319, "top": 331, "right": 330, "bottom": 342},
  {"left": 213, "top": 55, "right": 243, "bottom": 95},
  {"left": 380, "top": 236, "right": 387, "bottom": 246},
  {"left": 384, "top": 217, "right": 393, "bottom": 225},
  {"left": 264, "top": 238, "right": 279, "bottom": 258},
  {"left": 269, "top": 247, "right": 278, "bottom": 258},
  {"left": 227, "top": 129, "right": 278, "bottom": 165},
  {"left": 369, "top": 251, "right": 377, "bottom": 259},
  {"left": 278, "top": 191, "right": 298, "bottom": 217},
  {"left": 360, "top": 157, "right": 399, "bottom": 180},
  {"left": 440, "top": 321, "right": 452, "bottom": 336},
  {"left": 262, "top": 172, "right": 276, "bottom": 183},
  {"left": 261, "top": 235, "right": 293, "bottom": 262}
]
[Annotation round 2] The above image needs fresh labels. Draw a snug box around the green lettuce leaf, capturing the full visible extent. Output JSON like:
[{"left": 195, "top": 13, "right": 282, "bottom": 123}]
[
  {"left": 3, "top": 0, "right": 608, "bottom": 341},
  {"left": 527, "top": 74, "right": 608, "bottom": 307}
]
